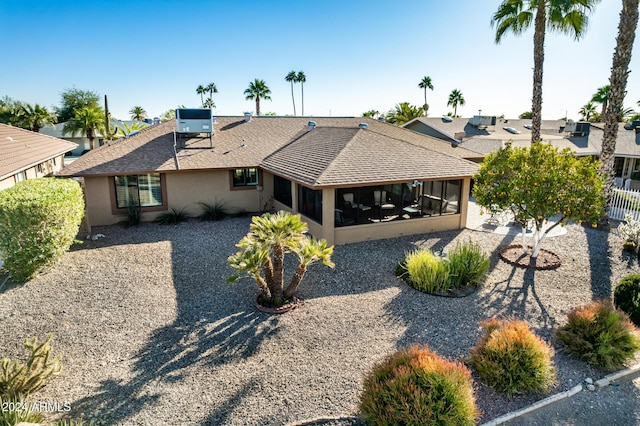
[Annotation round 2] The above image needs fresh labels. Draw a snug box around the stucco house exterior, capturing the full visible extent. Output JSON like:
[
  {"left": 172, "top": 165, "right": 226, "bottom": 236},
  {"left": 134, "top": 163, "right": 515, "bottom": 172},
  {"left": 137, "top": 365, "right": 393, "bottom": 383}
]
[
  {"left": 58, "top": 115, "right": 479, "bottom": 245},
  {"left": 0, "top": 123, "right": 78, "bottom": 191}
]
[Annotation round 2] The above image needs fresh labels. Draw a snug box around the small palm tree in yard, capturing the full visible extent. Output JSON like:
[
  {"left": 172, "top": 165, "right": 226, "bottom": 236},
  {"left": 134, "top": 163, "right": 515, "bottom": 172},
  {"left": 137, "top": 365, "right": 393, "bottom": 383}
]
[{"left": 228, "top": 211, "right": 334, "bottom": 307}]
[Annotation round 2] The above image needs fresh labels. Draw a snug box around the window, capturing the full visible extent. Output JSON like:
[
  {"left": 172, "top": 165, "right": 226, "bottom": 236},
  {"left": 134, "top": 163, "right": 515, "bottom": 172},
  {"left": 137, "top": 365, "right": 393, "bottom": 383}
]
[
  {"left": 232, "top": 168, "right": 259, "bottom": 187},
  {"left": 15, "top": 171, "right": 26, "bottom": 182},
  {"left": 274, "top": 175, "right": 292, "bottom": 207},
  {"left": 298, "top": 186, "right": 322, "bottom": 224},
  {"left": 114, "top": 174, "right": 163, "bottom": 208}
]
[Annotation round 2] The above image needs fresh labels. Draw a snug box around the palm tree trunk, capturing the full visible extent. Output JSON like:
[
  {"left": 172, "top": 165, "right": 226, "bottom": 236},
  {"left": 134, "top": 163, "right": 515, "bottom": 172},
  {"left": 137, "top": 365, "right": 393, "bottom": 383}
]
[
  {"left": 424, "top": 89, "right": 427, "bottom": 113},
  {"left": 270, "top": 243, "right": 284, "bottom": 303},
  {"left": 301, "top": 83, "right": 304, "bottom": 116},
  {"left": 262, "top": 257, "right": 275, "bottom": 288},
  {"left": 256, "top": 96, "right": 260, "bottom": 116},
  {"left": 531, "top": 1, "right": 546, "bottom": 143},
  {"left": 255, "top": 276, "right": 272, "bottom": 300},
  {"left": 290, "top": 82, "right": 296, "bottom": 116},
  {"left": 600, "top": 0, "right": 639, "bottom": 219},
  {"left": 284, "top": 263, "right": 307, "bottom": 299}
]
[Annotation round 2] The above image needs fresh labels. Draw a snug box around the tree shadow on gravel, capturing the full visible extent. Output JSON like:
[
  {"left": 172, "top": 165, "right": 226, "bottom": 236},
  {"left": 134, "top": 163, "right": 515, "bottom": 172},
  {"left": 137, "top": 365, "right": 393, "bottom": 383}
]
[
  {"left": 68, "top": 219, "right": 283, "bottom": 424},
  {"left": 585, "top": 226, "right": 614, "bottom": 300}
]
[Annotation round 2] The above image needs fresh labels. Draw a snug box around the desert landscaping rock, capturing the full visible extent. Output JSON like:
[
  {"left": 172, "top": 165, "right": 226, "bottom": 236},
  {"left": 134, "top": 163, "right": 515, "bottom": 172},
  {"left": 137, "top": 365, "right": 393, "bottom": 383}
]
[{"left": 1, "top": 218, "right": 639, "bottom": 425}]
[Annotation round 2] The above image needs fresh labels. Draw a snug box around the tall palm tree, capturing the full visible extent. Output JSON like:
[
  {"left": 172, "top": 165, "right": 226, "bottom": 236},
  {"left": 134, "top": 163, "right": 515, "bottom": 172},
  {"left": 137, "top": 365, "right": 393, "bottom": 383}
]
[
  {"left": 599, "top": 0, "right": 639, "bottom": 219},
  {"left": 362, "top": 110, "right": 380, "bottom": 118},
  {"left": 196, "top": 85, "right": 207, "bottom": 106},
  {"left": 492, "top": 0, "right": 600, "bottom": 143},
  {"left": 447, "top": 89, "right": 466, "bottom": 117},
  {"left": 591, "top": 85, "right": 610, "bottom": 119},
  {"left": 244, "top": 79, "right": 272, "bottom": 116},
  {"left": 20, "top": 103, "right": 56, "bottom": 133},
  {"left": 206, "top": 82, "right": 218, "bottom": 108},
  {"left": 285, "top": 71, "right": 297, "bottom": 116},
  {"left": 418, "top": 76, "right": 434, "bottom": 115},
  {"left": 578, "top": 102, "right": 597, "bottom": 122},
  {"left": 63, "top": 106, "right": 105, "bottom": 150},
  {"left": 296, "top": 71, "right": 306, "bottom": 116},
  {"left": 385, "top": 102, "right": 424, "bottom": 125},
  {"left": 129, "top": 106, "right": 147, "bottom": 121}
]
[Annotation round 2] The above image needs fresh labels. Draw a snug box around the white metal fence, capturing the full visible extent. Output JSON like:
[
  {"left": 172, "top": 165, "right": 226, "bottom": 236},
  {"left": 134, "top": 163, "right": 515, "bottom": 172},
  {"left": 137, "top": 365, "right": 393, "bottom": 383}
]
[{"left": 610, "top": 187, "right": 640, "bottom": 222}]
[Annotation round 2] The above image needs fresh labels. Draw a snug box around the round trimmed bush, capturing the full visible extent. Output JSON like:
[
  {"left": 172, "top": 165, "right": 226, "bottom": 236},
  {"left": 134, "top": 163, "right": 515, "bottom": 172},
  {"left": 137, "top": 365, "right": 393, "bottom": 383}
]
[
  {"left": 360, "top": 344, "right": 478, "bottom": 426},
  {"left": 404, "top": 249, "right": 449, "bottom": 293},
  {"left": 0, "top": 178, "right": 84, "bottom": 281},
  {"left": 470, "top": 318, "right": 556, "bottom": 395},
  {"left": 556, "top": 300, "right": 640, "bottom": 370},
  {"left": 614, "top": 274, "right": 640, "bottom": 327}
]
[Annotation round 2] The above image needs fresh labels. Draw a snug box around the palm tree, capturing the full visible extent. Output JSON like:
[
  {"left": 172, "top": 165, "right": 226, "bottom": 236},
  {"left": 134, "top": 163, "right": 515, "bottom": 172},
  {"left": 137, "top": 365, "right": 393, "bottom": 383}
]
[
  {"left": 196, "top": 85, "right": 207, "bottom": 106},
  {"left": 418, "top": 76, "right": 434, "bottom": 115},
  {"left": 385, "top": 102, "right": 424, "bottom": 125},
  {"left": 63, "top": 106, "right": 105, "bottom": 150},
  {"left": 285, "top": 71, "right": 297, "bottom": 116},
  {"left": 447, "top": 89, "right": 466, "bottom": 117},
  {"left": 206, "top": 82, "right": 218, "bottom": 108},
  {"left": 203, "top": 98, "right": 215, "bottom": 108},
  {"left": 296, "top": 71, "right": 306, "bottom": 116},
  {"left": 116, "top": 121, "right": 149, "bottom": 137},
  {"left": 20, "top": 103, "right": 56, "bottom": 133},
  {"left": 244, "top": 79, "right": 272, "bottom": 116},
  {"left": 492, "top": 0, "right": 600, "bottom": 142},
  {"left": 591, "top": 85, "right": 610, "bottom": 119},
  {"left": 129, "top": 106, "right": 147, "bottom": 121},
  {"left": 362, "top": 110, "right": 380, "bottom": 118},
  {"left": 578, "top": 102, "right": 597, "bottom": 122},
  {"left": 599, "top": 0, "right": 639, "bottom": 220}
]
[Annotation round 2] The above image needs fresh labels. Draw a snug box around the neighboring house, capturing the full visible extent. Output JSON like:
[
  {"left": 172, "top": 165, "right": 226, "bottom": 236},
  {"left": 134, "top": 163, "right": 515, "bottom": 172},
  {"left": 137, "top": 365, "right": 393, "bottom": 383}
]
[
  {"left": 0, "top": 123, "right": 78, "bottom": 191},
  {"left": 40, "top": 120, "right": 149, "bottom": 156},
  {"left": 404, "top": 116, "right": 640, "bottom": 187},
  {"left": 58, "top": 115, "right": 480, "bottom": 245}
]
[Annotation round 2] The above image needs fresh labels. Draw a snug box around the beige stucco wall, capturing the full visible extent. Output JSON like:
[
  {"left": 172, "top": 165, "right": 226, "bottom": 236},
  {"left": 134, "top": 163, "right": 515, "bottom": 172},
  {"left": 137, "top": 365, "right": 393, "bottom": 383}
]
[{"left": 0, "top": 155, "right": 66, "bottom": 192}]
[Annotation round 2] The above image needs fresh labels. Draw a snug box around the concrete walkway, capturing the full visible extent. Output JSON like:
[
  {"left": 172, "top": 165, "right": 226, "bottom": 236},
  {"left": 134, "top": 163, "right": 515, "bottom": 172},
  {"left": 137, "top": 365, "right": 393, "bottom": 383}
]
[{"left": 466, "top": 198, "right": 567, "bottom": 238}]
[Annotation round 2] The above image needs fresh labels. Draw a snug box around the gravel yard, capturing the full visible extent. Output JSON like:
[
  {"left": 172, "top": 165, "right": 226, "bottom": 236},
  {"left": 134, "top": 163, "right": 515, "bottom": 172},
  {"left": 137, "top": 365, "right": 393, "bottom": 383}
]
[{"left": 1, "top": 217, "right": 639, "bottom": 425}]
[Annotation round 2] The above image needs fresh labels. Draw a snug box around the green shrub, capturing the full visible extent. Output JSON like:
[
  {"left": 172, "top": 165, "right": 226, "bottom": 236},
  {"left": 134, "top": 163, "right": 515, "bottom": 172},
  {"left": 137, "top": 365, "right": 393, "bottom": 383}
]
[
  {"left": 405, "top": 249, "right": 449, "bottom": 293},
  {"left": 615, "top": 274, "right": 640, "bottom": 327},
  {"left": 155, "top": 207, "right": 190, "bottom": 225},
  {"left": 446, "top": 240, "right": 491, "bottom": 289},
  {"left": 198, "top": 200, "right": 228, "bottom": 221},
  {"left": 0, "top": 335, "right": 62, "bottom": 399},
  {"left": 0, "top": 178, "right": 84, "bottom": 282},
  {"left": 470, "top": 318, "right": 556, "bottom": 395},
  {"left": 120, "top": 204, "right": 142, "bottom": 227},
  {"left": 0, "top": 396, "right": 44, "bottom": 425},
  {"left": 360, "top": 345, "right": 478, "bottom": 426},
  {"left": 556, "top": 300, "right": 640, "bottom": 370}
]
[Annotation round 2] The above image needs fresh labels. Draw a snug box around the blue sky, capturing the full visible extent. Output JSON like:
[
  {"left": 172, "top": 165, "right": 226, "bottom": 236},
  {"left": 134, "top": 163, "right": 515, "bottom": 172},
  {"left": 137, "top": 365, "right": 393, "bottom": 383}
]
[{"left": 1, "top": 0, "right": 637, "bottom": 121}]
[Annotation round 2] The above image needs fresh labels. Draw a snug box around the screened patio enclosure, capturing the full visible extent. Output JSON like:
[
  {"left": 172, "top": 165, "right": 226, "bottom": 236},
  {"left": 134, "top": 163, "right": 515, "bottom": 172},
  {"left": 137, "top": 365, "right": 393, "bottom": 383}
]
[{"left": 334, "top": 179, "right": 461, "bottom": 227}]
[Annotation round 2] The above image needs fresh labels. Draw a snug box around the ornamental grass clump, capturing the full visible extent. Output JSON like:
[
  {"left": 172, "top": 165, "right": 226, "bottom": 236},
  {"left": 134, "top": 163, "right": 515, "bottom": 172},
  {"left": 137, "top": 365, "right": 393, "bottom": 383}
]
[
  {"left": 446, "top": 240, "right": 491, "bottom": 289},
  {"left": 556, "top": 300, "right": 640, "bottom": 371},
  {"left": 155, "top": 207, "right": 190, "bottom": 225},
  {"left": 404, "top": 249, "right": 449, "bottom": 293},
  {"left": 470, "top": 318, "right": 556, "bottom": 396},
  {"left": 359, "top": 345, "right": 478, "bottom": 426},
  {"left": 614, "top": 274, "right": 640, "bottom": 327},
  {"left": 0, "top": 178, "right": 84, "bottom": 281}
]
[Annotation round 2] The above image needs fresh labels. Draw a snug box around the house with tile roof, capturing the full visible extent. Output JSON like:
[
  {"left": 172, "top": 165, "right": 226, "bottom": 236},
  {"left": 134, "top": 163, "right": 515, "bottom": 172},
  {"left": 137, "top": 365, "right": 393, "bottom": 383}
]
[
  {"left": 0, "top": 123, "right": 78, "bottom": 191},
  {"left": 404, "top": 116, "right": 640, "bottom": 188},
  {"left": 58, "top": 115, "right": 480, "bottom": 244}
]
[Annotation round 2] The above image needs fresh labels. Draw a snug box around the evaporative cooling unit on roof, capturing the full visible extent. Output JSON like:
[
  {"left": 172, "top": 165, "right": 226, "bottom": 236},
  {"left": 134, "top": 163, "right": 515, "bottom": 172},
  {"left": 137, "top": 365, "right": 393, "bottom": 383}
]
[{"left": 175, "top": 108, "right": 213, "bottom": 148}]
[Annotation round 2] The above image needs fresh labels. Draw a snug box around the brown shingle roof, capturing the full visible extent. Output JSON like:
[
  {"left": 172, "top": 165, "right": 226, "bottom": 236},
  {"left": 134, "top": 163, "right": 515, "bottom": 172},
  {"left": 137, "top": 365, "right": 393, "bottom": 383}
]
[
  {"left": 0, "top": 124, "right": 78, "bottom": 180},
  {"left": 58, "top": 116, "right": 479, "bottom": 183}
]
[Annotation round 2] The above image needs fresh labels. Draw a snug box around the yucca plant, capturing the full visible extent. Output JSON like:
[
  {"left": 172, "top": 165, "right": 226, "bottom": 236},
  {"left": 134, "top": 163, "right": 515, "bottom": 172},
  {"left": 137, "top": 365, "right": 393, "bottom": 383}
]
[
  {"left": 360, "top": 344, "right": 478, "bottom": 425},
  {"left": 155, "top": 207, "right": 190, "bottom": 225},
  {"left": 198, "top": 200, "right": 228, "bottom": 221},
  {"left": 556, "top": 300, "right": 640, "bottom": 370},
  {"left": 470, "top": 318, "right": 556, "bottom": 395},
  {"left": 0, "top": 335, "right": 62, "bottom": 399}
]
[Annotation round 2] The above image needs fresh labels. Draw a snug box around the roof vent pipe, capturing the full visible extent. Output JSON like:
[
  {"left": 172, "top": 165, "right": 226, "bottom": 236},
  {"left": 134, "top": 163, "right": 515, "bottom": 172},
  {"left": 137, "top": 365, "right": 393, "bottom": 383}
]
[
  {"left": 359, "top": 123, "right": 368, "bottom": 129},
  {"left": 153, "top": 117, "right": 161, "bottom": 125},
  {"left": 308, "top": 121, "right": 316, "bottom": 131},
  {"left": 244, "top": 112, "right": 252, "bottom": 122},
  {"left": 212, "top": 117, "right": 218, "bottom": 125},
  {"left": 377, "top": 116, "right": 385, "bottom": 121}
]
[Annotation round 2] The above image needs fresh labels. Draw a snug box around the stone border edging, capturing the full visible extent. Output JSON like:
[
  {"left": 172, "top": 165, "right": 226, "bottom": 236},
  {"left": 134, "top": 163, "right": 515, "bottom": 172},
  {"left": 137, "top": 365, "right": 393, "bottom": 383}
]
[
  {"left": 286, "top": 415, "right": 360, "bottom": 426},
  {"left": 595, "top": 362, "right": 640, "bottom": 387},
  {"left": 479, "top": 384, "right": 583, "bottom": 426}
]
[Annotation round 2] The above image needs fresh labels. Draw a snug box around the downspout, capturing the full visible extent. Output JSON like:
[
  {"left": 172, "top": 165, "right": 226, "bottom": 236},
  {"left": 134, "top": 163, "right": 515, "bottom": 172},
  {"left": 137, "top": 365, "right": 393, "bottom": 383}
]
[{"left": 173, "top": 131, "right": 181, "bottom": 170}]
